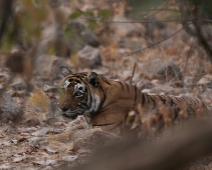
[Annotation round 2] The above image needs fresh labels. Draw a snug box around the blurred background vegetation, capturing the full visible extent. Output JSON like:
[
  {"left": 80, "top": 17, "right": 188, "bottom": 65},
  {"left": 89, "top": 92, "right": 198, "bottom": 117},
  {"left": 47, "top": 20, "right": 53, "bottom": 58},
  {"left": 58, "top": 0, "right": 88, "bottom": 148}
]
[
  {"left": 1, "top": 1, "right": 212, "bottom": 169},
  {"left": 0, "top": 0, "right": 212, "bottom": 88}
]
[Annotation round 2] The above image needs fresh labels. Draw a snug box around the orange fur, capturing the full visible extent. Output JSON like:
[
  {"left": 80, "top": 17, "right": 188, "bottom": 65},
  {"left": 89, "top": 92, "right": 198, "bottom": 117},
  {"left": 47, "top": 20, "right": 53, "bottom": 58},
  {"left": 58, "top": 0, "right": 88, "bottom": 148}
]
[{"left": 59, "top": 68, "right": 207, "bottom": 134}]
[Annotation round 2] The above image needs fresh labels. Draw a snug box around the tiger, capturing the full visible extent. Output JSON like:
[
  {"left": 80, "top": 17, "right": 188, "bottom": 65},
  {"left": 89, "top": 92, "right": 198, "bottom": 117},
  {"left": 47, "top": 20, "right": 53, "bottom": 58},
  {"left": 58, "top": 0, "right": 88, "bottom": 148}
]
[{"left": 59, "top": 66, "right": 207, "bottom": 134}]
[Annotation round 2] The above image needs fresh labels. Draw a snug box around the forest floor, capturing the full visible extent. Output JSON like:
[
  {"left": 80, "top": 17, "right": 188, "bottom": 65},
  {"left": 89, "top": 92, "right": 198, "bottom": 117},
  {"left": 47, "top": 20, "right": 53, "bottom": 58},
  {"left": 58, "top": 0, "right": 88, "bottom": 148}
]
[{"left": 1, "top": 1, "right": 212, "bottom": 169}]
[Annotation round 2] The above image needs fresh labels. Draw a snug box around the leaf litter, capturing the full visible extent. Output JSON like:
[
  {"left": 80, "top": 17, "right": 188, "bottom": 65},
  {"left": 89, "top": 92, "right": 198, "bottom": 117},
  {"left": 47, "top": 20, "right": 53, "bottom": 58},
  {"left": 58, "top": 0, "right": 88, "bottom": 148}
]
[{"left": 0, "top": 1, "right": 212, "bottom": 170}]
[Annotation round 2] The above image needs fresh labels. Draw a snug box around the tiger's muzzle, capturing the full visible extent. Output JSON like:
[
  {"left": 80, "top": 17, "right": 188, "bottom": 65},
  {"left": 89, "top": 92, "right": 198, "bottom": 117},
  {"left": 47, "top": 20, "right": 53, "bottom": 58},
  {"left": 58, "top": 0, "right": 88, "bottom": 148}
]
[{"left": 60, "top": 107, "right": 84, "bottom": 119}]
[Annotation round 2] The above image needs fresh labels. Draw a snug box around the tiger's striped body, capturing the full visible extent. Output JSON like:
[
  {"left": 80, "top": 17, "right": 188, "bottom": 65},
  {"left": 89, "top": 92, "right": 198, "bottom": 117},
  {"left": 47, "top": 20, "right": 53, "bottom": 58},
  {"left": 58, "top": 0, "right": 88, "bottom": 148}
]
[{"left": 59, "top": 67, "right": 207, "bottom": 133}]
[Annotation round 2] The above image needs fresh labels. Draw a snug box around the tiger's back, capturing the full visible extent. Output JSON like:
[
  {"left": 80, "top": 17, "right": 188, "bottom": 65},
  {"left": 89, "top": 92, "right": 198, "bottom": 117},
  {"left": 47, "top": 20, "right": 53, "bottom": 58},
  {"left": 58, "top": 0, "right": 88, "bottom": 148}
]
[{"left": 127, "top": 93, "right": 206, "bottom": 134}]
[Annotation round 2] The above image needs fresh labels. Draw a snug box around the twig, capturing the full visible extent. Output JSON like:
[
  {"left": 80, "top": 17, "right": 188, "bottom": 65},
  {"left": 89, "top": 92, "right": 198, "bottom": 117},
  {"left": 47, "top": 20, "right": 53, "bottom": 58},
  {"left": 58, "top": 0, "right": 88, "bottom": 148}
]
[
  {"left": 145, "top": 9, "right": 179, "bottom": 12},
  {"left": 142, "top": 1, "right": 170, "bottom": 19},
  {"left": 183, "top": 37, "right": 194, "bottom": 76},
  {"left": 130, "top": 63, "right": 136, "bottom": 84},
  {"left": 81, "top": 16, "right": 194, "bottom": 24},
  {"left": 179, "top": 0, "right": 196, "bottom": 38},
  {"left": 192, "top": 9, "right": 212, "bottom": 64},
  {"left": 203, "top": 19, "right": 212, "bottom": 23},
  {"left": 125, "top": 24, "right": 191, "bottom": 57}
]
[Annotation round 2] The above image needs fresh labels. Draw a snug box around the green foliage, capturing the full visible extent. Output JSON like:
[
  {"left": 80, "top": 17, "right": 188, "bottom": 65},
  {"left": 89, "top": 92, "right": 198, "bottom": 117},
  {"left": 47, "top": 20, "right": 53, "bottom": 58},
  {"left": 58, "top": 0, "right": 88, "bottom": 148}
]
[
  {"left": 87, "top": 20, "right": 98, "bottom": 29},
  {"left": 0, "top": 17, "right": 19, "bottom": 53},
  {"left": 98, "top": 10, "right": 112, "bottom": 20},
  {"left": 46, "top": 44, "right": 56, "bottom": 55},
  {"left": 69, "top": 9, "right": 111, "bottom": 29},
  {"left": 126, "top": 0, "right": 167, "bottom": 16},
  {"left": 0, "top": 0, "right": 112, "bottom": 54},
  {"left": 128, "top": 0, "right": 165, "bottom": 9},
  {"left": 64, "top": 26, "right": 75, "bottom": 39},
  {"left": 84, "top": 11, "right": 98, "bottom": 29},
  {"left": 69, "top": 9, "right": 83, "bottom": 19}
]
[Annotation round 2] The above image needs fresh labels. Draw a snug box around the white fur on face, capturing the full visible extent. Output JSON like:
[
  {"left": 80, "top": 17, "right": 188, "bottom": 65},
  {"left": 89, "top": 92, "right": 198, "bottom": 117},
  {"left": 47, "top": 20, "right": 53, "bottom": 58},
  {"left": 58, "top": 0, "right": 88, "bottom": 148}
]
[
  {"left": 89, "top": 94, "right": 100, "bottom": 113},
  {"left": 74, "top": 83, "right": 85, "bottom": 92},
  {"left": 62, "top": 80, "right": 100, "bottom": 113},
  {"left": 62, "top": 80, "right": 85, "bottom": 92},
  {"left": 62, "top": 79, "right": 71, "bottom": 89}
]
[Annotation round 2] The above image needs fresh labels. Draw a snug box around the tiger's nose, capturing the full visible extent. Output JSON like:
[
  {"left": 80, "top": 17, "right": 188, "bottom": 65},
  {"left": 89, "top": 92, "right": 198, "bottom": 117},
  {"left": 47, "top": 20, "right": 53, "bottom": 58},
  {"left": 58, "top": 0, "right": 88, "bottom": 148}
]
[{"left": 60, "top": 107, "right": 69, "bottom": 112}]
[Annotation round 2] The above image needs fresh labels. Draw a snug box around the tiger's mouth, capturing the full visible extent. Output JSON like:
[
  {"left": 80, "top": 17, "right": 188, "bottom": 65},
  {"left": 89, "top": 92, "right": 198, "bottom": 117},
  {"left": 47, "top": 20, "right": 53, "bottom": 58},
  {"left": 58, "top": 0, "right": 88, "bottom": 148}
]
[
  {"left": 62, "top": 113, "right": 78, "bottom": 119},
  {"left": 61, "top": 109, "right": 84, "bottom": 119}
]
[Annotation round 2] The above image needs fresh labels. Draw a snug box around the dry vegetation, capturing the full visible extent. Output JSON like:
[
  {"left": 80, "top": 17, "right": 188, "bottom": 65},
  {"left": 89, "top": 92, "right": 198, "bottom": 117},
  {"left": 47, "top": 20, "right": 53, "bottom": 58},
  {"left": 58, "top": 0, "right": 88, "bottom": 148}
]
[{"left": 0, "top": 0, "right": 212, "bottom": 169}]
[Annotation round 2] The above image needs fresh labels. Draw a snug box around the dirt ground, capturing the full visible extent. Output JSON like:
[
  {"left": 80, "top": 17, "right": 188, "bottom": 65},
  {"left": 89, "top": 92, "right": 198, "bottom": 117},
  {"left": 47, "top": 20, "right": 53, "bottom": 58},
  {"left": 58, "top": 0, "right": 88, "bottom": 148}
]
[{"left": 1, "top": 0, "right": 212, "bottom": 169}]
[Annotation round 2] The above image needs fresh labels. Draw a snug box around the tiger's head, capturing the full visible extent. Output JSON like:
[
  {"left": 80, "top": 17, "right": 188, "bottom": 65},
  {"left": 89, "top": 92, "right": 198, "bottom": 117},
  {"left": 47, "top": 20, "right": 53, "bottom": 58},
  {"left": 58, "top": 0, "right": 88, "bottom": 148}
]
[{"left": 59, "top": 66, "right": 106, "bottom": 119}]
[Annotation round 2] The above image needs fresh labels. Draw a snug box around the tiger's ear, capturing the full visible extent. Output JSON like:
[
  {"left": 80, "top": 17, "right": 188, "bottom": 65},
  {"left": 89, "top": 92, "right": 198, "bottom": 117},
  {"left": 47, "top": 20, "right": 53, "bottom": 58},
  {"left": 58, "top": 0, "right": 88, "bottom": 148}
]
[
  {"left": 88, "top": 72, "right": 99, "bottom": 88},
  {"left": 60, "top": 66, "right": 72, "bottom": 77}
]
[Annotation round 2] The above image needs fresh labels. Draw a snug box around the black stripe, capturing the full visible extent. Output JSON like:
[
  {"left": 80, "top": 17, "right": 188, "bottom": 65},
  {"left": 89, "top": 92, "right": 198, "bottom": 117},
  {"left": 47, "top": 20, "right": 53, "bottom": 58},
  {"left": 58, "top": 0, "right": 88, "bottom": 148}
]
[
  {"left": 101, "top": 76, "right": 111, "bottom": 85},
  {"left": 67, "top": 78, "right": 73, "bottom": 82},
  {"left": 157, "top": 115, "right": 164, "bottom": 131},
  {"left": 74, "top": 73, "right": 88, "bottom": 77},
  {"left": 193, "top": 98, "right": 199, "bottom": 102},
  {"left": 93, "top": 122, "right": 116, "bottom": 127},
  {"left": 89, "top": 93, "right": 93, "bottom": 110},
  {"left": 134, "top": 86, "right": 138, "bottom": 105},
  {"left": 175, "top": 97, "right": 181, "bottom": 102},
  {"left": 191, "top": 98, "right": 198, "bottom": 104},
  {"left": 142, "top": 93, "right": 145, "bottom": 106},
  {"left": 180, "top": 97, "right": 186, "bottom": 101},
  {"left": 190, "top": 98, "right": 194, "bottom": 104},
  {"left": 70, "top": 76, "right": 83, "bottom": 81},
  {"left": 125, "top": 83, "right": 130, "bottom": 93},
  {"left": 168, "top": 96, "right": 176, "bottom": 106},
  {"left": 159, "top": 96, "right": 166, "bottom": 105},
  {"left": 83, "top": 81, "right": 89, "bottom": 87},
  {"left": 84, "top": 87, "right": 88, "bottom": 92},
  {"left": 150, "top": 97, "right": 156, "bottom": 109},
  {"left": 187, "top": 105, "right": 195, "bottom": 114},
  {"left": 81, "top": 73, "right": 88, "bottom": 76},
  {"left": 77, "top": 76, "right": 84, "bottom": 81},
  {"left": 174, "top": 108, "right": 180, "bottom": 120},
  {"left": 94, "top": 107, "right": 110, "bottom": 115},
  {"left": 118, "top": 82, "right": 124, "bottom": 91},
  {"left": 146, "top": 95, "right": 150, "bottom": 103},
  {"left": 93, "top": 98, "right": 97, "bottom": 113},
  {"left": 79, "top": 102, "right": 89, "bottom": 109},
  {"left": 98, "top": 86, "right": 107, "bottom": 111},
  {"left": 110, "top": 121, "right": 123, "bottom": 131}
]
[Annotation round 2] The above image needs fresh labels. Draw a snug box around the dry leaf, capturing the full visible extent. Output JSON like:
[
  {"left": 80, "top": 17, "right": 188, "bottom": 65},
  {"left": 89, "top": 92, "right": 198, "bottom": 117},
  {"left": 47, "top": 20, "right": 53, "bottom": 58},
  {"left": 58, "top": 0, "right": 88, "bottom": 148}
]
[
  {"left": 31, "top": 127, "right": 50, "bottom": 137},
  {"left": 62, "top": 155, "right": 78, "bottom": 162},
  {"left": 33, "top": 160, "right": 57, "bottom": 166}
]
